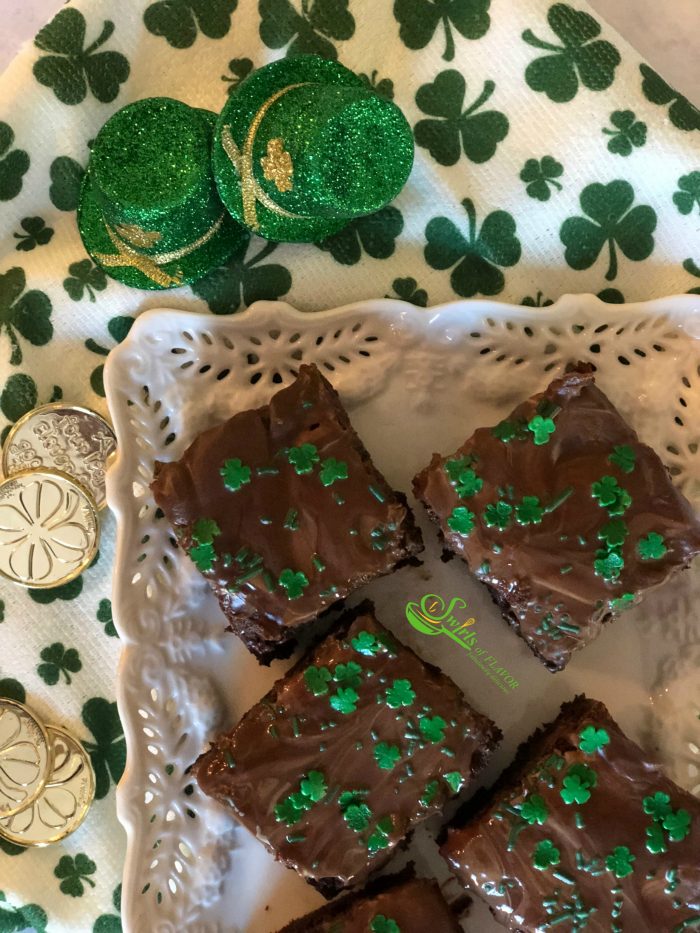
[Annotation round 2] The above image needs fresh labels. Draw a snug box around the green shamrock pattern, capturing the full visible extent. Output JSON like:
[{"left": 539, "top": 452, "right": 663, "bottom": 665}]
[
  {"left": 1, "top": 0, "right": 697, "bottom": 928},
  {"left": 34, "top": 8, "right": 130, "bottom": 105},
  {"left": 560, "top": 180, "right": 656, "bottom": 280},
  {"left": 145, "top": 0, "right": 238, "bottom": 49},
  {"left": 425, "top": 198, "right": 521, "bottom": 297},
  {"left": 522, "top": 4, "right": 621, "bottom": 103},
  {"left": 415, "top": 70, "right": 508, "bottom": 165},
  {"left": 0, "top": 123, "right": 29, "bottom": 202}
]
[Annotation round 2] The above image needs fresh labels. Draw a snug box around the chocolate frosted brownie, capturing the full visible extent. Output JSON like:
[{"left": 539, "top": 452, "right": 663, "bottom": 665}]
[
  {"left": 276, "top": 867, "right": 462, "bottom": 932},
  {"left": 152, "top": 364, "right": 423, "bottom": 663},
  {"left": 196, "top": 602, "right": 500, "bottom": 898},
  {"left": 440, "top": 695, "right": 700, "bottom": 932},
  {"left": 413, "top": 364, "right": 700, "bottom": 671}
]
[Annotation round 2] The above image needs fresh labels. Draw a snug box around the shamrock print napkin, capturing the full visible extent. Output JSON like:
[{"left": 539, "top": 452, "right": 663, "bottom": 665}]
[{"left": 0, "top": 0, "right": 698, "bottom": 930}]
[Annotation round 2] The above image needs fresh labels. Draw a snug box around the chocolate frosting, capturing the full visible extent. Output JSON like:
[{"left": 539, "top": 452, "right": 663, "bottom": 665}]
[
  {"left": 413, "top": 366, "right": 700, "bottom": 671},
  {"left": 277, "top": 873, "right": 462, "bottom": 932},
  {"left": 441, "top": 696, "right": 700, "bottom": 932},
  {"left": 151, "top": 364, "right": 422, "bottom": 659},
  {"left": 196, "top": 604, "right": 500, "bottom": 894}
]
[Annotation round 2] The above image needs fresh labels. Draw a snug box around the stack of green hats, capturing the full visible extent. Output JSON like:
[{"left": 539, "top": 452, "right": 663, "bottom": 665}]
[{"left": 78, "top": 56, "right": 415, "bottom": 290}]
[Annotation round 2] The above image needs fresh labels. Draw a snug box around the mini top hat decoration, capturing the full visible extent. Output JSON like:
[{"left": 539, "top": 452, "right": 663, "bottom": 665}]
[
  {"left": 212, "top": 56, "right": 415, "bottom": 243},
  {"left": 78, "top": 97, "right": 248, "bottom": 289}
]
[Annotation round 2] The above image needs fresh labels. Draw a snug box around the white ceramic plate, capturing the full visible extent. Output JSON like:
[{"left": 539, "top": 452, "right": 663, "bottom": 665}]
[{"left": 104, "top": 294, "right": 700, "bottom": 933}]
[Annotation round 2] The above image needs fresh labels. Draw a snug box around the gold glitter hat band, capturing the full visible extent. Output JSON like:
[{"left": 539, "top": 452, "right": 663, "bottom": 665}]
[{"left": 221, "top": 83, "right": 315, "bottom": 231}]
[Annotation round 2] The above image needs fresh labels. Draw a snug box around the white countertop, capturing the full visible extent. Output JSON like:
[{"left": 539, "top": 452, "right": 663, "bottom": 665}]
[{"left": 1, "top": 0, "right": 698, "bottom": 104}]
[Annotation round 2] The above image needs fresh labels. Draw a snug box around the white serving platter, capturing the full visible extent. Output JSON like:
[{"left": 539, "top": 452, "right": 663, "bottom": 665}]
[{"left": 104, "top": 294, "right": 700, "bottom": 933}]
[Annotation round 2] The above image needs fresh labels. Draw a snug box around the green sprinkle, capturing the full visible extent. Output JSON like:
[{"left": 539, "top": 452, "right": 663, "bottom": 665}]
[
  {"left": 552, "top": 870, "right": 575, "bottom": 885},
  {"left": 441, "top": 747, "right": 456, "bottom": 758},
  {"left": 385, "top": 679, "right": 415, "bottom": 709},
  {"left": 445, "top": 455, "right": 475, "bottom": 483},
  {"left": 637, "top": 532, "right": 668, "bottom": 561},
  {"left": 319, "top": 458, "right": 348, "bottom": 487},
  {"left": 528, "top": 414, "right": 556, "bottom": 445},
  {"left": 256, "top": 465, "right": 280, "bottom": 476},
  {"left": 262, "top": 570, "right": 276, "bottom": 592},
  {"left": 191, "top": 518, "right": 221, "bottom": 545},
  {"left": 291, "top": 717, "right": 300, "bottom": 738},
  {"left": 352, "top": 631, "right": 380, "bottom": 656},
  {"left": 330, "top": 687, "right": 359, "bottom": 715},
  {"left": 543, "top": 486, "right": 574, "bottom": 514},
  {"left": 591, "top": 476, "right": 632, "bottom": 515},
  {"left": 594, "top": 545, "right": 624, "bottom": 581},
  {"left": 278, "top": 568, "right": 309, "bottom": 600},
  {"left": 283, "top": 509, "right": 299, "bottom": 531},
  {"left": 222, "top": 553, "right": 233, "bottom": 568},
  {"left": 349, "top": 529, "right": 359, "bottom": 536},
  {"left": 374, "top": 742, "right": 401, "bottom": 770},
  {"left": 235, "top": 567, "right": 263, "bottom": 585},
  {"left": 454, "top": 467, "right": 483, "bottom": 498},
  {"left": 492, "top": 419, "right": 527, "bottom": 443},
  {"left": 418, "top": 715, "right": 447, "bottom": 743},
  {"left": 333, "top": 493, "right": 345, "bottom": 506},
  {"left": 447, "top": 506, "right": 476, "bottom": 537},
  {"left": 223, "top": 750, "right": 235, "bottom": 769},
  {"left": 605, "top": 845, "right": 635, "bottom": 878},
  {"left": 516, "top": 496, "right": 544, "bottom": 525},
  {"left": 368, "top": 485, "right": 385, "bottom": 503},
  {"left": 575, "top": 812, "right": 585, "bottom": 829},
  {"left": 286, "top": 834, "right": 305, "bottom": 844},
  {"left": 609, "top": 445, "right": 636, "bottom": 473},
  {"left": 598, "top": 518, "right": 629, "bottom": 547},
  {"left": 478, "top": 560, "right": 490, "bottom": 575},
  {"left": 557, "top": 622, "right": 580, "bottom": 634},
  {"left": 312, "top": 554, "right": 326, "bottom": 572},
  {"left": 190, "top": 541, "right": 216, "bottom": 572},
  {"left": 610, "top": 592, "right": 635, "bottom": 612},
  {"left": 220, "top": 458, "right": 251, "bottom": 492},
  {"left": 483, "top": 500, "right": 513, "bottom": 530},
  {"left": 443, "top": 771, "right": 464, "bottom": 792},
  {"left": 287, "top": 443, "right": 319, "bottom": 475},
  {"left": 492, "top": 543, "right": 503, "bottom": 554},
  {"left": 268, "top": 725, "right": 278, "bottom": 739},
  {"left": 319, "top": 585, "right": 339, "bottom": 598},
  {"left": 420, "top": 780, "right": 439, "bottom": 807},
  {"left": 579, "top": 725, "right": 610, "bottom": 754},
  {"left": 560, "top": 565, "right": 573, "bottom": 575},
  {"left": 533, "top": 839, "right": 561, "bottom": 871},
  {"left": 304, "top": 666, "right": 332, "bottom": 696},
  {"left": 260, "top": 516, "right": 272, "bottom": 525}
]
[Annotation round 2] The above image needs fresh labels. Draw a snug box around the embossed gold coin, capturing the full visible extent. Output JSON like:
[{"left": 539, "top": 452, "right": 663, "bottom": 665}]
[
  {"left": 0, "top": 469, "right": 100, "bottom": 588},
  {"left": 2, "top": 404, "right": 116, "bottom": 510},
  {"left": 0, "top": 725, "right": 95, "bottom": 846},
  {"left": 0, "top": 699, "right": 51, "bottom": 818}
]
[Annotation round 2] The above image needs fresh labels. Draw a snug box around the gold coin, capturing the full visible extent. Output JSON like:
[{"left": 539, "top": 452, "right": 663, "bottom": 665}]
[
  {"left": 2, "top": 404, "right": 116, "bottom": 510},
  {"left": 0, "top": 468, "right": 99, "bottom": 588},
  {"left": 0, "top": 699, "right": 51, "bottom": 818},
  {"left": 0, "top": 725, "right": 95, "bottom": 846}
]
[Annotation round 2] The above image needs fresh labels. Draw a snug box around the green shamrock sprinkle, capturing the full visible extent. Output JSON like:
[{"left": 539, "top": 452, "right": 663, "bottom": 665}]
[
  {"left": 191, "top": 518, "right": 221, "bottom": 544},
  {"left": 528, "top": 414, "right": 555, "bottom": 445},
  {"left": 455, "top": 468, "right": 483, "bottom": 498},
  {"left": 591, "top": 476, "right": 632, "bottom": 515},
  {"left": 319, "top": 458, "right": 348, "bottom": 487},
  {"left": 287, "top": 443, "right": 319, "bottom": 475},
  {"left": 483, "top": 501, "right": 513, "bottom": 530},
  {"left": 605, "top": 845, "right": 635, "bottom": 878},
  {"left": 300, "top": 771, "right": 327, "bottom": 802},
  {"left": 333, "top": 661, "right": 362, "bottom": 689},
  {"left": 330, "top": 687, "right": 359, "bottom": 715},
  {"left": 520, "top": 794, "right": 548, "bottom": 825},
  {"left": 385, "top": 679, "right": 416, "bottom": 709},
  {"left": 594, "top": 547, "right": 624, "bottom": 582},
  {"left": 598, "top": 518, "right": 629, "bottom": 547},
  {"left": 637, "top": 532, "right": 667, "bottom": 561},
  {"left": 420, "top": 780, "right": 439, "bottom": 807},
  {"left": 609, "top": 444, "right": 636, "bottom": 473},
  {"left": 278, "top": 569, "right": 308, "bottom": 600},
  {"left": 579, "top": 725, "right": 610, "bottom": 754},
  {"left": 374, "top": 742, "right": 401, "bottom": 770},
  {"left": 339, "top": 789, "right": 369, "bottom": 812},
  {"left": 533, "top": 838, "right": 561, "bottom": 870},
  {"left": 560, "top": 775, "right": 592, "bottom": 805},
  {"left": 566, "top": 763, "right": 597, "bottom": 790},
  {"left": 304, "top": 666, "right": 332, "bottom": 696},
  {"left": 370, "top": 916, "right": 400, "bottom": 933},
  {"left": 447, "top": 505, "right": 476, "bottom": 537},
  {"left": 274, "top": 797, "right": 304, "bottom": 826},
  {"left": 443, "top": 771, "right": 464, "bottom": 793},
  {"left": 189, "top": 541, "right": 216, "bottom": 572},
  {"left": 610, "top": 593, "right": 635, "bottom": 612},
  {"left": 515, "top": 496, "right": 544, "bottom": 525},
  {"left": 351, "top": 631, "right": 380, "bottom": 656},
  {"left": 662, "top": 808, "right": 691, "bottom": 841},
  {"left": 645, "top": 823, "right": 667, "bottom": 854},
  {"left": 220, "top": 458, "right": 251, "bottom": 491},
  {"left": 445, "top": 456, "right": 475, "bottom": 484},
  {"left": 492, "top": 419, "right": 523, "bottom": 442},
  {"left": 418, "top": 715, "right": 447, "bottom": 743},
  {"left": 344, "top": 802, "right": 372, "bottom": 832},
  {"left": 643, "top": 791, "right": 671, "bottom": 822},
  {"left": 366, "top": 816, "right": 393, "bottom": 854}
]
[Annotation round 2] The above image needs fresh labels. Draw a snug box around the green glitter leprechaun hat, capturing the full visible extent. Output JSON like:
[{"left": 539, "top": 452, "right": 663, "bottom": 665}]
[
  {"left": 78, "top": 98, "right": 248, "bottom": 289},
  {"left": 212, "top": 56, "right": 415, "bottom": 243}
]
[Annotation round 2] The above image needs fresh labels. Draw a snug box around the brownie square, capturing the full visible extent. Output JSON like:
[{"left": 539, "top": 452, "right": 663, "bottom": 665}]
[
  {"left": 276, "top": 866, "right": 462, "bottom": 932},
  {"left": 195, "top": 601, "right": 500, "bottom": 898},
  {"left": 413, "top": 364, "right": 700, "bottom": 671},
  {"left": 152, "top": 364, "right": 423, "bottom": 663},
  {"left": 440, "top": 695, "right": 700, "bottom": 932}
]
